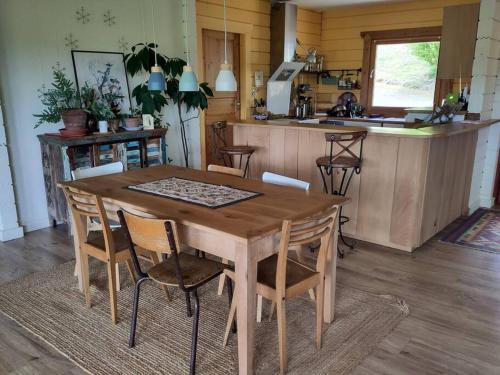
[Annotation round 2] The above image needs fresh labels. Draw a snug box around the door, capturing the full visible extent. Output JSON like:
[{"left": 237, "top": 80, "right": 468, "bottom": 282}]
[{"left": 202, "top": 29, "right": 240, "bottom": 167}]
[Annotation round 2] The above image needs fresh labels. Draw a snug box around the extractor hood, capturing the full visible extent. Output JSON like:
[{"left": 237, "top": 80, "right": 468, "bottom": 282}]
[{"left": 270, "top": 1, "right": 299, "bottom": 74}]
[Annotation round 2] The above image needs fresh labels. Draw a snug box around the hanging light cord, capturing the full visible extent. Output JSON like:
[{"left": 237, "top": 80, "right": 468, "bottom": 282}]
[
  {"left": 224, "top": 0, "right": 228, "bottom": 65},
  {"left": 151, "top": 0, "right": 158, "bottom": 66},
  {"left": 184, "top": 0, "right": 190, "bottom": 64}
]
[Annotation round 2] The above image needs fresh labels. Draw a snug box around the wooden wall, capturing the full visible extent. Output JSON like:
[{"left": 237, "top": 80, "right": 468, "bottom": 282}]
[
  {"left": 232, "top": 123, "right": 478, "bottom": 251},
  {"left": 318, "top": 0, "right": 480, "bottom": 99}
]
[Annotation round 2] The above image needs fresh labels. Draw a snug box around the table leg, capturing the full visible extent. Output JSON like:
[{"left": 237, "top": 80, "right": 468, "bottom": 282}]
[
  {"left": 235, "top": 242, "right": 257, "bottom": 375},
  {"left": 324, "top": 209, "right": 339, "bottom": 323}
]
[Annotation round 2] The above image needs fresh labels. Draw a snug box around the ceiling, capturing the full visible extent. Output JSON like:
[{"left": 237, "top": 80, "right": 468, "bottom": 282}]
[{"left": 289, "top": 0, "right": 410, "bottom": 10}]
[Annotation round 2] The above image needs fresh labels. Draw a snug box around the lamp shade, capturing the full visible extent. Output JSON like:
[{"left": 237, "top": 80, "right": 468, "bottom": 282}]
[
  {"left": 215, "top": 63, "right": 237, "bottom": 92},
  {"left": 148, "top": 66, "right": 166, "bottom": 91},
  {"left": 179, "top": 65, "right": 199, "bottom": 92}
]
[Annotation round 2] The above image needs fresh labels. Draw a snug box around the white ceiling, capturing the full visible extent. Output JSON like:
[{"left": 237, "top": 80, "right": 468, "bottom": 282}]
[{"left": 289, "top": 0, "right": 409, "bottom": 10}]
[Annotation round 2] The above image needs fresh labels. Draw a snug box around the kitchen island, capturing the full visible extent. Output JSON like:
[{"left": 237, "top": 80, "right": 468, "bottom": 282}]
[{"left": 228, "top": 119, "right": 498, "bottom": 251}]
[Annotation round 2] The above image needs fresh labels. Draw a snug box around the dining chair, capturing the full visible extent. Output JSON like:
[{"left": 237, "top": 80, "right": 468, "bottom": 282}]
[
  {"left": 223, "top": 206, "right": 338, "bottom": 374},
  {"left": 118, "top": 209, "right": 232, "bottom": 375},
  {"left": 71, "top": 161, "right": 124, "bottom": 288},
  {"left": 207, "top": 164, "right": 244, "bottom": 177},
  {"left": 71, "top": 161, "right": 124, "bottom": 180},
  {"left": 62, "top": 186, "right": 166, "bottom": 323},
  {"left": 258, "top": 172, "right": 314, "bottom": 322}
]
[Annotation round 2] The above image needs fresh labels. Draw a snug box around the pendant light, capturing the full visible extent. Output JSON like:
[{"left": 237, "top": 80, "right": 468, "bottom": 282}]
[
  {"left": 215, "top": 0, "right": 237, "bottom": 92},
  {"left": 148, "top": 0, "right": 166, "bottom": 91},
  {"left": 179, "top": 0, "right": 199, "bottom": 92}
]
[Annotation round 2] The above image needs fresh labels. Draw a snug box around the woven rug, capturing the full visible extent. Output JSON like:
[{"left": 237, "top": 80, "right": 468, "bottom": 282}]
[
  {"left": 0, "top": 261, "right": 408, "bottom": 375},
  {"left": 441, "top": 208, "right": 500, "bottom": 253}
]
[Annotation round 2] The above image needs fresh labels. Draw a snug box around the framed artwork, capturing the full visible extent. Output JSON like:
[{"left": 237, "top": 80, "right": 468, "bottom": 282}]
[{"left": 71, "top": 50, "right": 132, "bottom": 114}]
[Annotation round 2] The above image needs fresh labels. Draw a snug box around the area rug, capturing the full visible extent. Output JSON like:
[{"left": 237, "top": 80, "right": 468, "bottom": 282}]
[
  {"left": 0, "top": 261, "right": 409, "bottom": 375},
  {"left": 441, "top": 208, "right": 500, "bottom": 253}
]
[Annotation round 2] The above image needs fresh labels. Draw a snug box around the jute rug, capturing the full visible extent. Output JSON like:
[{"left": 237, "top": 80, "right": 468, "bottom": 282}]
[
  {"left": 441, "top": 208, "right": 500, "bottom": 253},
  {"left": 0, "top": 261, "right": 408, "bottom": 374}
]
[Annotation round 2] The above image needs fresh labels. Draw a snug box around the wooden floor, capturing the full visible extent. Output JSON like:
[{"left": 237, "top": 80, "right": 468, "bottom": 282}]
[{"left": 0, "top": 221, "right": 499, "bottom": 374}]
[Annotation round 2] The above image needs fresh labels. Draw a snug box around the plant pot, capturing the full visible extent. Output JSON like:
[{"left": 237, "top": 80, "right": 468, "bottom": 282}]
[
  {"left": 123, "top": 117, "right": 142, "bottom": 129},
  {"left": 98, "top": 120, "right": 109, "bottom": 133},
  {"left": 108, "top": 118, "right": 120, "bottom": 132},
  {"left": 61, "top": 109, "right": 87, "bottom": 132}
]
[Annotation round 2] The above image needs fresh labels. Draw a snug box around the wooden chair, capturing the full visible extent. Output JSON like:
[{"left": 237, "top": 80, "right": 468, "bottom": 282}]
[
  {"left": 207, "top": 164, "right": 244, "bottom": 177},
  {"left": 117, "top": 209, "right": 232, "bottom": 375},
  {"left": 211, "top": 121, "right": 255, "bottom": 177},
  {"left": 62, "top": 186, "right": 166, "bottom": 324},
  {"left": 223, "top": 206, "right": 338, "bottom": 374}
]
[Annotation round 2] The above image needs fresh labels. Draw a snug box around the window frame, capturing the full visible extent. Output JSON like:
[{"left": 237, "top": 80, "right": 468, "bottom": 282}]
[{"left": 360, "top": 27, "right": 443, "bottom": 117}]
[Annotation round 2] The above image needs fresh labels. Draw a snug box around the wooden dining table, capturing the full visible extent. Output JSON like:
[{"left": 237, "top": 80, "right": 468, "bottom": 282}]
[{"left": 60, "top": 165, "right": 347, "bottom": 375}]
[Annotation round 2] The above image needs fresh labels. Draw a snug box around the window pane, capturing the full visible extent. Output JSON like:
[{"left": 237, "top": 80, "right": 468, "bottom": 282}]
[{"left": 372, "top": 42, "right": 440, "bottom": 108}]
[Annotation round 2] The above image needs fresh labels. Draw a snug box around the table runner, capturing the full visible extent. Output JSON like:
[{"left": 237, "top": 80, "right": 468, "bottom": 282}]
[{"left": 128, "top": 177, "right": 261, "bottom": 208}]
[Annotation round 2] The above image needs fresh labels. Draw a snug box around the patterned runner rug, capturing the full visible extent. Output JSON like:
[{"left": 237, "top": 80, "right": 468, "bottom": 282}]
[
  {"left": 441, "top": 208, "right": 500, "bottom": 253},
  {"left": 0, "top": 261, "right": 409, "bottom": 375}
]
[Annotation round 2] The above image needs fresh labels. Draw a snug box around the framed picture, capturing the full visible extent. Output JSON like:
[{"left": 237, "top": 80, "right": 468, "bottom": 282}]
[{"left": 71, "top": 50, "right": 132, "bottom": 114}]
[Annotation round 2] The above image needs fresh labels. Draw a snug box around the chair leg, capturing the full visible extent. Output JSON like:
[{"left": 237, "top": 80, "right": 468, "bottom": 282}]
[
  {"left": 106, "top": 261, "right": 118, "bottom": 324},
  {"left": 115, "top": 263, "right": 121, "bottom": 292},
  {"left": 277, "top": 299, "right": 287, "bottom": 375},
  {"left": 226, "top": 278, "right": 237, "bottom": 334},
  {"left": 256, "top": 295, "right": 263, "bottom": 323},
  {"left": 189, "top": 290, "right": 200, "bottom": 375},
  {"left": 316, "top": 280, "right": 325, "bottom": 349},
  {"left": 223, "top": 291, "right": 237, "bottom": 347},
  {"left": 217, "top": 259, "right": 230, "bottom": 296},
  {"left": 150, "top": 252, "right": 171, "bottom": 301},
  {"left": 308, "top": 289, "right": 316, "bottom": 301},
  {"left": 125, "top": 259, "right": 137, "bottom": 284},
  {"left": 269, "top": 301, "right": 276, "bottom": 322},
  {"left": 80, "top": 252, "right": 91, "bottom": 308},
  {"left": 129, "top": 277, "right": 149, "bottom": 348},
  {"left": 185, "top": 292, "right": 193, "bottom": 317}
]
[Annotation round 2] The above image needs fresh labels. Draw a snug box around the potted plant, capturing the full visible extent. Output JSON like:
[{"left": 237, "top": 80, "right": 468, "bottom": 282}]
[
  {"left": 34, "top": 66, "right": 87, "bottom": 134},
  {"left": 121, "top": 108, "right": 143, "bottom": 129},
  {"left": 85, "top": 95, "right": 116, "bottom": 133},
  {"left": 125, "top": 43, "right": 213, "bottom": 167}
]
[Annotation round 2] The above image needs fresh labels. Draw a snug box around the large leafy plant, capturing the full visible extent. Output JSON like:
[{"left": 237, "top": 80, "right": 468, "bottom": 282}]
[
  {"left": 34, "top": 66, "right": 82, "bottom": 128},
  {"left": 125, "top": 43, "right": 213, "bottom": 167}
]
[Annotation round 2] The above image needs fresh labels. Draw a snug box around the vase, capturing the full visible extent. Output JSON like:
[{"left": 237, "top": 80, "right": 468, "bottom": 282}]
[
  {"left": 108, "top": 118, "right": 120, "bottom": 132},
  {"left": 123, "top": 117, "right": 142, "bottom": 129},
  {"left": 98, "top": 120, "right": 108, "bottom": 133}
]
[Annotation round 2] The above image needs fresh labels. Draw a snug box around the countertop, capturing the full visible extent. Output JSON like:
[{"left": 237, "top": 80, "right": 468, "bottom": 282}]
[{"left": 227, "top": 119, "right": 499, "bottom": 139}]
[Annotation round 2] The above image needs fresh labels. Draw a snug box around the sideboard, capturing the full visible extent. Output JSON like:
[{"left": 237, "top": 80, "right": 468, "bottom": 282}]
[{"left": 38, "top": 129, "right": 167, "bottom": 226}]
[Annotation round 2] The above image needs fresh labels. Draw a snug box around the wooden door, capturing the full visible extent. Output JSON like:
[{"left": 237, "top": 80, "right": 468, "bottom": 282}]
[{"left": 202, "top": 29, "right": 240, "bottom": 167}]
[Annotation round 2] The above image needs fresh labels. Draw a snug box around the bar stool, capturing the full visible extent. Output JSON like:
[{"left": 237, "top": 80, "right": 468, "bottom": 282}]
[
  {"left": 316, "top": 130, "right": 367, "bottom": 258},
  {"left": 211, "top": 121, "right": 255, "bottom": 177}
]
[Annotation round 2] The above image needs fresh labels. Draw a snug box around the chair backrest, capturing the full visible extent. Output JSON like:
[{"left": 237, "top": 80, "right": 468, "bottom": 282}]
[
  {"left": 211, "top": 121, "right": 228, "bottom": 160},
  {"left": 324, "top": 130, "right": 367, "bottom": 166},
  {"left": 262, "top": 172, "right": 310, "bottom": 191},
  {"left": 275, "top": 206, "right": 339, "bottom": 297},
  {"left": 71, "top": 161, "right": 124, "bottom": 180},
  {"left": 208, "top": 164, "right": 244, "bottom": 177},
  {"left": 118, "top": 209, "right": 187, "bottom": 288},
  {"left": 62, "top": 186, "right": 115, "bottom": 253}
]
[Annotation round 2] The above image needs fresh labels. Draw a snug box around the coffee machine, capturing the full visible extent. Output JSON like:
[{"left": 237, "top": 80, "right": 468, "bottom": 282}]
[{"left": 295, "top": 84, "right": 313, "bottom": 119}]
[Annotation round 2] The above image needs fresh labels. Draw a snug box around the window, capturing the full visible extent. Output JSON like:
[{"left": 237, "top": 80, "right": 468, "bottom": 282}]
[{"left": 361, "top": 27, "right": 442, "bottom": 116}]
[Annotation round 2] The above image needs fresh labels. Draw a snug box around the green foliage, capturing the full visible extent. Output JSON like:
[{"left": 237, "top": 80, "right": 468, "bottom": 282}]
[
  {"left": 124, "top": 43, "right": 214, "bottom": 167},
  {"left": 410, "top": 42, "right": 440, "bottom": 74},
  {"left": 33, "top": 66, "right": 81, "bottom": 128}
]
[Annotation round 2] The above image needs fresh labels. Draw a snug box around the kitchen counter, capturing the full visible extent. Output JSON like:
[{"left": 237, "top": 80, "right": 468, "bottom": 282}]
[{"left": 227, "top": 119, "right": 498, "bottom": 251}]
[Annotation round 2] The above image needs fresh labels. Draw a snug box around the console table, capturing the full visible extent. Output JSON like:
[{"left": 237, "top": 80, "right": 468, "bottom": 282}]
[{"left": 38, "top": 129, "right": 167, "bottom": 225}]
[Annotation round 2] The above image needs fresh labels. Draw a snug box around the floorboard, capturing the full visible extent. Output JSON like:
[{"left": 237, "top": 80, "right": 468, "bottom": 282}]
[{"left": 0, "top": 221, "right": 499, "bottom": 374}]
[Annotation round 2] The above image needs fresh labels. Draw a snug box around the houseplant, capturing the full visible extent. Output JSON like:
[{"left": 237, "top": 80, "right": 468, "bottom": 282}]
[
  {"left": 124, "top": 43, "right": 213, "bottom": 167},
  {"left": 85, "top": 93, "right": 118, "bottom": 133},
  {"left": 34, "top": 66, "right": 87, "bottom": 132}
]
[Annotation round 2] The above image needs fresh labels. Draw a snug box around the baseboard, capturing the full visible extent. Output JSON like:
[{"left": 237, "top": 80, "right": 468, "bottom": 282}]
[
  {"left": 479, "top": 195, "right": 495, "bottom": 209},
  {"left": 0, "top": 226, "right": 24, "bottom": 242}
]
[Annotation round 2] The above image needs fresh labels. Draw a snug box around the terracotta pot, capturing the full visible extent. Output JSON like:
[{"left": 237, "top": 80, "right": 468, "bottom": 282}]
[
  {"left": 124, "top": 117, "right": 142, "bottom": 128},
  {"left": 61, "top": 109, "right": 87, "bottom": 131},
  {"left": 108, "top": 118, "right": 120, "bottom": 131}
]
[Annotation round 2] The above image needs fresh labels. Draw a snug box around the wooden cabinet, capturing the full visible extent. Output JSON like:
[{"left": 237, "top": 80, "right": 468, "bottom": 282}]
[
  {"left": 437, "top": 3, "right": 480, "bottom": 79},
  {"left": 37, "top": 129, "right": 167, "bottom": 225}
]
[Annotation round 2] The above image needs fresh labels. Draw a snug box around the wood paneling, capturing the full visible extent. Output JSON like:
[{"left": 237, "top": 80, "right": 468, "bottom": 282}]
[
  {"left": 232, "top": 122, "right": 479, "bottom": 252},
  {"left": 437, "top": 3, "right": 480, "bottom": 79},
  {"left": 319, "top": 0, "right": 480, "bottom": 97}
]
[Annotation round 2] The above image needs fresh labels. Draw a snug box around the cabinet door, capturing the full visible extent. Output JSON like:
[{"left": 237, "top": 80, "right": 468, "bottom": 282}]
[{"left": 437, "top": 3, "right": 480, "bottom": 79}]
